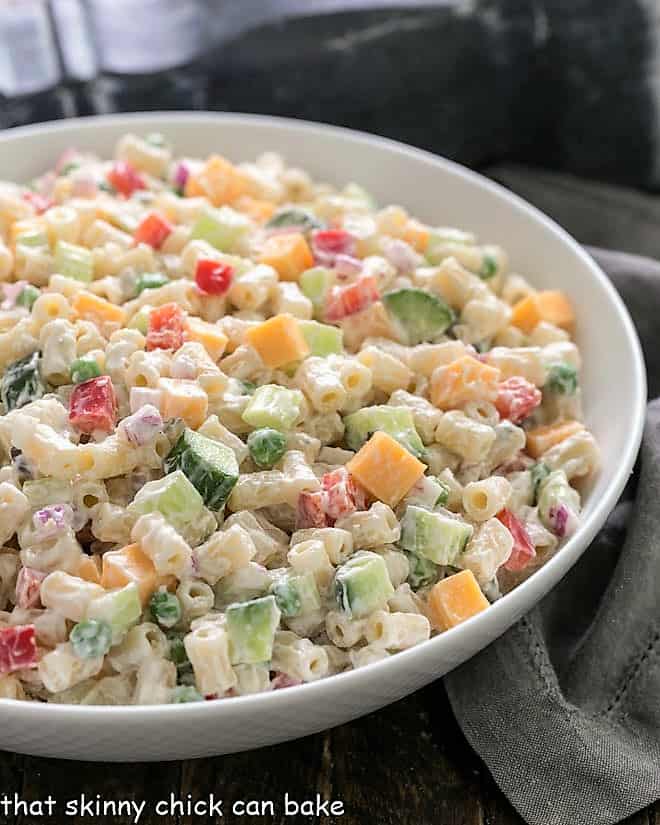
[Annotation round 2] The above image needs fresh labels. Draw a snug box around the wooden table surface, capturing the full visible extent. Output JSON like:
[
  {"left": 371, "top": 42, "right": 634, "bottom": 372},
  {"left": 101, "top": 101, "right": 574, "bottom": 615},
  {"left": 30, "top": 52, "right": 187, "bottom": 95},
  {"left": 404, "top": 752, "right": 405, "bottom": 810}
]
[{"left": 1, "top": 165, "right": 658, "bottom": 825}]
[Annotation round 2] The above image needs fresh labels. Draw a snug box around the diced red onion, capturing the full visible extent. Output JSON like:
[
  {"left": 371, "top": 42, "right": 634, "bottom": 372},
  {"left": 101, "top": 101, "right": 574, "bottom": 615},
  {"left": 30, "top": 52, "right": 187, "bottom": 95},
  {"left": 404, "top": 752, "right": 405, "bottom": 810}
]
[
  {"left": 173, "top": 162, "right": 189, "bottom": 190},
  {"left": 382, "top": 238, "right": 419, "bottom": 274},
  {"left": 334, "top": 254, "right": 362, "bottom": 279},
  {"left": 118, "top": 404, "right": 164, "bottom": 447},
  {"left": 33, "top": 503, "right": 74, "bottom": 541},
  {"left": 1, "top": 281, "right": 28, "bottom": 311},
  {"left": 271, "top": 672, "right": 303, "bottom": 690}
]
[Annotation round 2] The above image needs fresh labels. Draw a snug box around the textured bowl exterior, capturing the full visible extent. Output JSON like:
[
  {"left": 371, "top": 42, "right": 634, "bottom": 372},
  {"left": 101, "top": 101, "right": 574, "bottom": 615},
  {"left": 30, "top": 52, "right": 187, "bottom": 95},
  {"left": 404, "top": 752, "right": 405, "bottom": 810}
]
[{"left": 0, "top": 113, "right": 645, "bottom": 761}]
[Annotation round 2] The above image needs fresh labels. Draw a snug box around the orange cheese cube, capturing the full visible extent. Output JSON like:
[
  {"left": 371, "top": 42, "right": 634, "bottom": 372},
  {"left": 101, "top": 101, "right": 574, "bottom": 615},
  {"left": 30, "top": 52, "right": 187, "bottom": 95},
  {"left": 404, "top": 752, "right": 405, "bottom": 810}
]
[
  {"left": 245, "top": 313, "right": 310, "bottom": 369},
  {"left": 78, "top": 554, "right": 102, "bottom": 586},
  {"left": 101, "top": 543, "right": 158, "bottom": 606},
  {"left": 184, "top": 154, "right": 249, "bottom": 206},
  {"left": 430, "top": 355, "right": 500, "bottom": 409},
  {"left": 158, "top": 378, "right": 208, "bottom": 429},
  {"left": 428, "top": 570, "right": 489, "bottom": 631},
  {"left": 346, "top": 431, "right": 426, "bottom": 507},
  {"left": 72, "top": 290, "right": 126, "bottom": 327},
  {"left": 233, "top": 195, "right": 276, "bottom": 223},
  {"left": 525, "top": 420, "right": 584, "bottom": 459},
  {"left": 185, "top": 317, "right": 228, "bottom": 362},
  {"left": 510, "top": 290, "right": 575, "bottom": 334},
  {"left": 258, "top": 232, "right": 314, "bottom": 281},
  {"left": 403, "top": 219, "right": 430, "bottom": 253}
]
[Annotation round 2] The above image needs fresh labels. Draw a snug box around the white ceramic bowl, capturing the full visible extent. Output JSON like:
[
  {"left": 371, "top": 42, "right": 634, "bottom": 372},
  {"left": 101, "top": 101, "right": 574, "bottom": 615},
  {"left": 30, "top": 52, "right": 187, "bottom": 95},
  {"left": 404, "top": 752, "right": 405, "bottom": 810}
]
[{"left": 0, "top": 113, "right": 645, "bottom": 761}]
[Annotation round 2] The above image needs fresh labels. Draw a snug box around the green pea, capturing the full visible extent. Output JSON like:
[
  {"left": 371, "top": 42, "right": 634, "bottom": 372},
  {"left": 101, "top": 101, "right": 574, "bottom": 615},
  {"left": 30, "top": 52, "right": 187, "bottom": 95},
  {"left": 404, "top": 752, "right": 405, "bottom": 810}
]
[
  {"left": 479, "top": 254, "right": 498, "bottom": 280},
  {"left": 166, "top": 632, "right": 189, "bottom": 669},
  {"left": 150, "top": 590, "right": 182, "bottom": 629},
  {"left": 247, "top": 427, "right": 287, "bottom": 469},
  {"left": 546, "top": 362, "right": 578, "bottom": 395},
  {"left": 530, "top": 462, "right": 551, "bottom": 503},
  {"left": 70, "top": 619, "right": 112, "bottom": 659},
  {"left": 171, "top": 685, "right": 203, "bottom": 703},
  {"left": 70, "top": 356, "right": 102, "bottom": 384},
  {"left": 15, "top": 285, "right": 40, "bottom": 309},
  {"left": 135, "top": 272, "right": 170, "bottom": 295}
]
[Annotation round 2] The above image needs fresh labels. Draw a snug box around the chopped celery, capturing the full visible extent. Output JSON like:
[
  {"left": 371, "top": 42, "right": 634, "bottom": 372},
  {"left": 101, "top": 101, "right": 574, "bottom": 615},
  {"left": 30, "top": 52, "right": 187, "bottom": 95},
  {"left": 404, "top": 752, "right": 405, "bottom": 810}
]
[
  {"left": 86, "top": 583, "right": 142, "bottom": 644},
  {"left": 127, "top": 470, "right": 206, "bottom": 533},
  {"left": 55, "top": 240, "right": 94, "bottom": 283},
  {"left": 545, "top": 363, "right": 578, "bottom": 395},
  {"left": 247, "top": 428, "right": 287, "bottom": 468},
  {"left": 266, "top": 207, "right": 323, "bottom": 232},
  {"left": 70, "top": 356, "right": 102, "bottom": 384},
  {"left": 190, "top": 206, "right": 251, "bottom": 252},
  {"left": 1, "top": 351, "right": 45, "bottom": 412},
  {"left": 270, "top": 570, "right": 321, "bottom": 617},
  {"left": 299, "top": 267, "right": 334, "bottom": 309},
  {"left": 15, "top": 284, "right": 40, "bottom": 309},
  {"left": 343, "top": 405, "right": 424, "bottom": 458},
  {"left": 242, "top": 384, "right": 304, "bottom": 431},
  {"left": 399, "top": 506, "right": 473, "bottom": 565},
  {"left": 335, "top": 551, "right": 394, "bottom": 619},
  {"left": 226, "top": 595, "right": 281, "bottom": 664},
  {"left": 165, "top": 428, "right": 239, "bottom": 510},
  {"left": 299, "top": 320, "right": 343, "bottom": 356}
]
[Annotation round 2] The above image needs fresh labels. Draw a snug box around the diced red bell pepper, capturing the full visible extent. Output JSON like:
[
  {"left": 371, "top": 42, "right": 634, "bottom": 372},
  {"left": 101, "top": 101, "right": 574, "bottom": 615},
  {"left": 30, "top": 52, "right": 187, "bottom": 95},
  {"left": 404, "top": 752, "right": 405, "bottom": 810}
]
[
  {"left": 133, "top": 212, "right": 173, "bottom": 249},
  {"left": 146, "top": 302, "right": 186, "bottom": 352},
  {"left": 311, "top": 229, "right": 357, "bottom": 266},
  {"left": 497, "top": 509, "right": 536, "bottom": 572},
  {"left": 324, "top": 275, "right": 380, "bottom": 322},
  {"left": 22, "top": 191, "right": 54, "bottom": 215},
  {"left": 69, "top": 375, "right": 118, "bottom": 434},
  {"left": 495, "top": 376, "right": 542, "bottom": 424},
  {"left": 195, "top": 259, "right": 234, "bottom": 295},
  {"left": 106, "top": 161, "right": 145, "bottom": 198},
  {"left": 321, "top": 467, "right": 368, "bottom": 524},
  {"left": 296, "top": 490, "right": 328, "bottom": 529},
  {"left": 15, "top": 568, "right": 46, "bottom": 610},
  {"left": 0, "top": 625, "right": 37, "bottom": 674}
]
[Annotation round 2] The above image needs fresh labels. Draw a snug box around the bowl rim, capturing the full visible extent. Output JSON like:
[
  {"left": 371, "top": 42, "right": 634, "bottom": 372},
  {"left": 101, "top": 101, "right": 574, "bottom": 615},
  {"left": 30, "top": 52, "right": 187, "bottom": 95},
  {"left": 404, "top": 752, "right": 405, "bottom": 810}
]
[{"left": 0, "top": 111, "right": 646, "bottom": 720}]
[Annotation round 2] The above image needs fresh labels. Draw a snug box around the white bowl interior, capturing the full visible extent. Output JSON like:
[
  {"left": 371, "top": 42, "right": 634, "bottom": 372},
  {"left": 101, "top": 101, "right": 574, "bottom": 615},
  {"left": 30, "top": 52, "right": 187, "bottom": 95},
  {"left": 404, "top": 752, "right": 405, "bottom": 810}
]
[{"left": 0, "top": 113, "right": 645, "bottom": 761}]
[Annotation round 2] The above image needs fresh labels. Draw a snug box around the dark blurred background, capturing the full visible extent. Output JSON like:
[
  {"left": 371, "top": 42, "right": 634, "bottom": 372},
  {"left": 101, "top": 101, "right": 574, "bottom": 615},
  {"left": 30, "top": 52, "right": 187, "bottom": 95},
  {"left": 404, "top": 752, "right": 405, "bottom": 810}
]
[{"left": 2, "top": 0, "right": 660, "bottom": 255}]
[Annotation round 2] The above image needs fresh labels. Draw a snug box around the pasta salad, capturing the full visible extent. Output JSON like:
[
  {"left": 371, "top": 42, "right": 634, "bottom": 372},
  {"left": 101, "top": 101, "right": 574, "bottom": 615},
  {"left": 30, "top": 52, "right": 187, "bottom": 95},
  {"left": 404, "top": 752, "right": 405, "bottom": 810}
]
[{"left": 0, "top": 133, "right": 599, "bottom": 705}]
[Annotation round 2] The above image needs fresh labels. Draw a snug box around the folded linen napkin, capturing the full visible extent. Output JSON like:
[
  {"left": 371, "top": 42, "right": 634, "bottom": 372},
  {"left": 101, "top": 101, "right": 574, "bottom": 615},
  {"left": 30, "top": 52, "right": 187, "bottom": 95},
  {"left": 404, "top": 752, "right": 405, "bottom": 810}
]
[{"left": 445, "top": 248, "right": 660, "bottom": 825}]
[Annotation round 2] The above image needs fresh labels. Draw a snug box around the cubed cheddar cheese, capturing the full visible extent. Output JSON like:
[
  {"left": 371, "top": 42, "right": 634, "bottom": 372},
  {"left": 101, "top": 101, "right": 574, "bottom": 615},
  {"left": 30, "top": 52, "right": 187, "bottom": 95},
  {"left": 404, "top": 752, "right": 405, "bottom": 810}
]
[
  {"left": 428, "top": 569, "right": 489, "bottom": 631},
  {"left": 245, "top": 313, "right": 310, "bottom": 369},
  {"left": 101, "top": 543, "right": 158, "bottom": 606},
  {"left": 510, "top": 290, "right": 575, "bottom": 334},
  {"left": 185, "top": 317, "right": 228, "bottom": 362},
  {"left": 184, "top": 154, "right": 249, "bottom": 206},
  {"left": 72, "top": 290, "right": 127, "bottom": 327},
  {"left": 233, "top": 195, "right": 276, "bottom": 223},
  {"left": 78, "top": 554, "right": 102, "bottom": 586},
  {"left": 402, "top": 219, "right": 430, "bottom": 253},
  {"left": 258, "top": 232, "right": 314, "bottom": 281},
  {"left": 346, "top": 431, "right": 426, "bottom": 507},
  {"left": 158, "top": 377, "right": 208, "bottom": 429},
  {"left": 430, "top": 355, "right": 500, "bottom": 409},
  {"left": 525, "top": 420, "right": 584, "bottom": 459}
]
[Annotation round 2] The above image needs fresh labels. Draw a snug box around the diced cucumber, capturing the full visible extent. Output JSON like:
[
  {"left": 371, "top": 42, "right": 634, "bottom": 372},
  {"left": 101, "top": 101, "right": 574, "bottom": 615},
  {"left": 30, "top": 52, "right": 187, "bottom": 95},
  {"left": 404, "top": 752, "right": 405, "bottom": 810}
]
[
  {"left": 399, "top": 505, "right": 473, "bottom": 565},
  {"left": 247, "top": 427, "right": 287, "bottom": 468},
  {"left": 226, "top": 595, "right": 281, "bottom": 665},
  {"left": 382, "top": 288, "right": 454, "bottom": 345},
  {"left": 344, "top": 405, "right": 424, "bottom": 458},
  {"left": 165, "top": 428, "right": 239, "bottom": 511},
  {"left": 270, "top": 570, "right": 321, "bottom": 617},
  {"left": 299, "top": 320, "right": 344, "bottom": 356},
  {"left": 54, "top": 240, "right": 94, "bottom": 283},
  {"left": 86, "top": 583, "right": 142, "bottom": 644},
  {"left": 545, "top": 363, "right": 578, "bottom": 395},
  {"left": 70, "top": 356, "right": 102, "bottom": 384},
  {"left": 242, "top": 384, "right": 304, "bottom": 431},
  {"left": 1, "top": 351, "right": 45, "bottom": 412},
  {"left": 404, "top": 474, "right": 450, "bottom": 510},
  {"left": 15, "top": 284, "right": 40, "bottom": 309},
  {"left": 215, "top": 563, "right": 272, "bottom": 607},
  {"left": 127, "top": 470, "right": 206, "bottom": 533},
  {"left": 405, "top": 551, "right": 440, "bottom": 589},
  {"left": 135, "top": 272, "right": 170, "bottom": 295},
  {"left": 265, "top": 207, "right": 323, "bottom": 232},
  {"left": 530, "top": 462, "right": 550, "bottom": 503},
  {"left": 190, "top": 206, "right": 251, "bottom": 253},
  {"left": 299, "top": 267, "right": 335, "bottom": 309},
  {"left": 335, "top": 551, "right": 394, "bottom": 619},
  {"left": 537, "top": 470, "right": 580, "bottom": 531}
]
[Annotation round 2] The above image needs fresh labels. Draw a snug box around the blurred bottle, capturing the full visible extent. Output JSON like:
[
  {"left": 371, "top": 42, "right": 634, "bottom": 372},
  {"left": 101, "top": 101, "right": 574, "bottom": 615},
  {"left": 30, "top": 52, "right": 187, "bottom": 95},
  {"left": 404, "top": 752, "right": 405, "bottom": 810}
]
[
  {"left": 87, "top": 0, "right": 209, "bottom": 113},
  {"left": 0, "top": 0, "right": 71, "bottom": 127}
]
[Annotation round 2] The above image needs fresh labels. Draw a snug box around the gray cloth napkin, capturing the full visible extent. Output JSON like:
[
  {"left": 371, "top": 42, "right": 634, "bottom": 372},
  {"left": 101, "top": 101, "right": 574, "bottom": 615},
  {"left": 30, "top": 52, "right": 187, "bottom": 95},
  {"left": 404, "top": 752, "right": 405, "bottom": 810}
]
[{"left": 445, "top": 248, "right": 660, "bottom": 825}]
